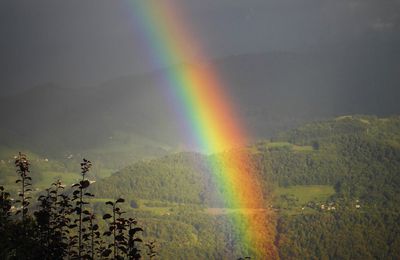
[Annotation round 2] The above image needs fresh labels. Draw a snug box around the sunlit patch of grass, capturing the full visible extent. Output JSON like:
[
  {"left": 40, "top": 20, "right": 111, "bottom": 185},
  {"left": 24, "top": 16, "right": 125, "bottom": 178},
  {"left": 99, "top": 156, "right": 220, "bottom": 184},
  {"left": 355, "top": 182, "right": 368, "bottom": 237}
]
[
  {"left": 291, "top": 145, "right": 313, "bottom": 152},
  {"left": 274, "top": 185, "right": 335, "bottom": 204},
  {"left": 35, "top": 171, "right": 81, "bottom": 189},
  {"left": 94, "top": 168, "right": 114, "bottom": 179},
  {"left": 204, "top": 208, "right": 268, "bottom": 215},
  {"left": 255, "top": 141, "right": 314, "bottom": 152},
  {"left": 266, "top": 142, "right": 292, "bottom": 148},
  {"left": 273, "top": 185, "right": 335, "bottom": 215}
]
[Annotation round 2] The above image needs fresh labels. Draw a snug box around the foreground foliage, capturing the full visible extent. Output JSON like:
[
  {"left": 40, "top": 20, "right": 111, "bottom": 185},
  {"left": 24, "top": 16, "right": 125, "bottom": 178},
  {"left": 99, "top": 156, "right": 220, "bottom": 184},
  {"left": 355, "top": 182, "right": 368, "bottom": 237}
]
[{"left": 0, "top": 154, "right": 144, "bottom": 260}]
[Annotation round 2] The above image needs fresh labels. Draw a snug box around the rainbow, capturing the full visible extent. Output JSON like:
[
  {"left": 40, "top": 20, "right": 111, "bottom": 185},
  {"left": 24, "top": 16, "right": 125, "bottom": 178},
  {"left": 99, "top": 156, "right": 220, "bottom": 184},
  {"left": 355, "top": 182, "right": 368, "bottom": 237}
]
[{"left": 126, "top": 0, "right": 270, "bottom": 257}]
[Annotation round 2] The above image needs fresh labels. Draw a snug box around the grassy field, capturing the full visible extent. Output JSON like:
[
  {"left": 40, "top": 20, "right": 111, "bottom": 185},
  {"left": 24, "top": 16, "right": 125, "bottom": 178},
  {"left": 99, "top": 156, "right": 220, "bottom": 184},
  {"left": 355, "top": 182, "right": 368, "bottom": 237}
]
[
  {"left": 274, "top": 185, "right": 335, "bottom": 204},
  {"left": 266, "top": 142, "right": 293, "bottom": 148},
  {"left": 254, "top": 141, "right": 314, "bottom": 153},
  {"left": 35, "top": 171, "right": 81, "bottom": 189},
  {"left": 291, "top": 144, "right": 314, "bottom": 152},
  {"left": 273, "top": 185, "right": 335, "bottom": 215},
  {"left": 205, "top": 208, "right": 269, "bottom": 215}
]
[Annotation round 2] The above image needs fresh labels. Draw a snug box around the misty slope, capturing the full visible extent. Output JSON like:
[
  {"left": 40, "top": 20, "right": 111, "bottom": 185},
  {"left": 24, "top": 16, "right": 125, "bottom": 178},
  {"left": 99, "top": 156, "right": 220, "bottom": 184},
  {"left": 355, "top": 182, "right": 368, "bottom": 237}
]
[{"left": 1, "top": 48, "right": 399, "bottom": 156}]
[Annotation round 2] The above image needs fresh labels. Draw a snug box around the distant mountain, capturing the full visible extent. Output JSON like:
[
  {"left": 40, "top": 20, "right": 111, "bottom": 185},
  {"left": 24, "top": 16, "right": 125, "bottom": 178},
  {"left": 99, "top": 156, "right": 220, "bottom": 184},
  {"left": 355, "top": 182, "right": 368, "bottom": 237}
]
[
  {"left": 1, "top": 48, "right": 399, "bottom": 160},
  {"left": 215, "top": 48, "right": 400, "bottom": 137}
]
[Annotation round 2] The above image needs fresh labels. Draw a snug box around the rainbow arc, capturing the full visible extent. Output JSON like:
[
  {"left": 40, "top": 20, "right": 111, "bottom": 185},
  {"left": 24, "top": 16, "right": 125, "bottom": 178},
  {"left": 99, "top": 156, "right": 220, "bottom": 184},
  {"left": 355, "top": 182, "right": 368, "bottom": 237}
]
[{"left": 127, "top": 0, "right": 269, "bottom": 256}]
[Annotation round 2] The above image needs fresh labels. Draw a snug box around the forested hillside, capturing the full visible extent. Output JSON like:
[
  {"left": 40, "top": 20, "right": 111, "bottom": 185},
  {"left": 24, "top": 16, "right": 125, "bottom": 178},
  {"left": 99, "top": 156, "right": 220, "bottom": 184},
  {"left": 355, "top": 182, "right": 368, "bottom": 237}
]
[
  {"left": 89, "top": 115, "right": 400, "bottom": 259},
  {"left": 1, "top": 116, "right": 399, "bottom": 258}
]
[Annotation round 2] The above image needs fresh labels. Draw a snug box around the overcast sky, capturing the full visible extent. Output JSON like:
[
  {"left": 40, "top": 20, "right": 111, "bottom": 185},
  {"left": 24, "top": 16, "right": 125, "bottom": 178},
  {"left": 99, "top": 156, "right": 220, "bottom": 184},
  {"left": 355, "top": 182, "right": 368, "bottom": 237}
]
[{"left": 1, "top": 0, "right": 399, "bottom": 95}]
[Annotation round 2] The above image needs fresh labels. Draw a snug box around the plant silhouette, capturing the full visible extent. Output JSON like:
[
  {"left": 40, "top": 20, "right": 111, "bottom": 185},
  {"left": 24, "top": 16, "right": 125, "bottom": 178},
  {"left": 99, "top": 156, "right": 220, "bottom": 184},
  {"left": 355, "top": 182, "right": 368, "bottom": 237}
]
[{"left": 0, "top": 153, "right": 147, "bottom": 259}]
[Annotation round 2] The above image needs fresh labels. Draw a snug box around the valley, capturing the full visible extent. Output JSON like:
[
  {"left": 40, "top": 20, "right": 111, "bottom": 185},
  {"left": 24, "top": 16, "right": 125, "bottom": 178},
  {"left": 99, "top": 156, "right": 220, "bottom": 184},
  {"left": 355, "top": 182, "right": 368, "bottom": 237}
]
[{"left": 1, "top": 115, "right": 400, "bottom": 258}]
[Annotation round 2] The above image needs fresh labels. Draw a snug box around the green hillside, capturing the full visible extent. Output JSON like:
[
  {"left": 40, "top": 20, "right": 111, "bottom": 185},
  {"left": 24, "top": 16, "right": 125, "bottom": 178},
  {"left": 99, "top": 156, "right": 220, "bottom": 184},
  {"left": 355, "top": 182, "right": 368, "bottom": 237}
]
[
  {"left": 1, "top": 115, "right": 400, "bottom": 258},
  {"left": 86, "top": 115, "right": 400, "bottom": 259}
]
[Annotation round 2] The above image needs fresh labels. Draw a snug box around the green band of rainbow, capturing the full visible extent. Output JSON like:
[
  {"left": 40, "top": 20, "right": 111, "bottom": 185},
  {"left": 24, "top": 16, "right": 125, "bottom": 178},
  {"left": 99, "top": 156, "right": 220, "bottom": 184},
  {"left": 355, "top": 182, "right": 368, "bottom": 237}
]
[{"left": 126, "top": 0, "right": 269, "bottom": 256}]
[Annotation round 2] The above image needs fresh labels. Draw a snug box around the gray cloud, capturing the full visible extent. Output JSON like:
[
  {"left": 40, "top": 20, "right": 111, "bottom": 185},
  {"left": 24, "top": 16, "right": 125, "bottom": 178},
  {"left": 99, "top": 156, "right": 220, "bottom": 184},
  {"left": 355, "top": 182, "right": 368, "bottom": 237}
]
[{"left": 0, "top": 0, "right": 399, "bottom": 95}]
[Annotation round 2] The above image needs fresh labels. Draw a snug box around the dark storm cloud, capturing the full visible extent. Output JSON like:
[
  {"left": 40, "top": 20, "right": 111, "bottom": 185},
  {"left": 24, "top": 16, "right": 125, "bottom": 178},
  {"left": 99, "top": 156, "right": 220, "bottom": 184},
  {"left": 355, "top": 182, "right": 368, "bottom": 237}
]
[
  {"left": 183, "top": 0, "right": 400, "bottom": 51},
  {"left": 0, "top": 0, "right": 149, "bottom": 94},
  {"left": 0, "top": 0, "right": 399, "bottom": 95}
]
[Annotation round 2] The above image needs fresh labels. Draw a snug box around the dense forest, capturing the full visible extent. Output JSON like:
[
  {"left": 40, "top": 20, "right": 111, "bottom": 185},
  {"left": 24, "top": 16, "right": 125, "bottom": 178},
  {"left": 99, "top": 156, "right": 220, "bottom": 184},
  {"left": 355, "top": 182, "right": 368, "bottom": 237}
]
[
  {"left": 1, "top": 115, "right": 400, "bottom": 259},
  {"left": 90, "top": 115, "right": 400, "bottom": 259}
]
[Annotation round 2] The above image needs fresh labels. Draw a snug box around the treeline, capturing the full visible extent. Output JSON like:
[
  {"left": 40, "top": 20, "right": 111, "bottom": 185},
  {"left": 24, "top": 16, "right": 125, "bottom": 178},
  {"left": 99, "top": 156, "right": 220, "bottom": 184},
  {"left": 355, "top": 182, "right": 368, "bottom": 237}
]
[{"left": 0, "top": 153, "right": 151, "bottom": 260}]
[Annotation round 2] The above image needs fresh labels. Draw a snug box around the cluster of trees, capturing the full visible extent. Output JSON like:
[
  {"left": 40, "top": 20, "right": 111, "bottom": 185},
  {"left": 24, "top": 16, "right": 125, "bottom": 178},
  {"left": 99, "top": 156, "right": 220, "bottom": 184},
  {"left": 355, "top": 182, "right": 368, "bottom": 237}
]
[
  {"left": 277, "top": 207, "right": 400, "bottom": 259},
  {"left": 0, "top": 153, "right": 152, "bottom": 260},
  {"left": 89, "top": 153, "right": 224, "bottom": 206},
  {"left": 129, "top": 206, "right": 277, "bottom": 259}
]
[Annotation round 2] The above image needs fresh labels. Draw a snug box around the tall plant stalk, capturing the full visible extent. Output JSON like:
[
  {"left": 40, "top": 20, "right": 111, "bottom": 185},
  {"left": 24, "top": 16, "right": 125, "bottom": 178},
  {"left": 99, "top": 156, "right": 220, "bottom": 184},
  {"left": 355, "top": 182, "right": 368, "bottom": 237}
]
[
  {"left": 15, "top": 152, "right": 32, "bottom": 224},
  {"left": 72, "top": 158, "right": 92, "bottom": 259}
]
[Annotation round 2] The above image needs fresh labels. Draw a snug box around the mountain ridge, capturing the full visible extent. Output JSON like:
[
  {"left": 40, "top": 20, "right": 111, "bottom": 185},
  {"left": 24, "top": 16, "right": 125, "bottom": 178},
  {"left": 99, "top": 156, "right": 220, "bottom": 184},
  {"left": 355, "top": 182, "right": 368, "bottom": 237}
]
[{"left": 1, "top": 50, "right": 399, "bottom": 158}]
